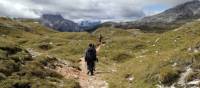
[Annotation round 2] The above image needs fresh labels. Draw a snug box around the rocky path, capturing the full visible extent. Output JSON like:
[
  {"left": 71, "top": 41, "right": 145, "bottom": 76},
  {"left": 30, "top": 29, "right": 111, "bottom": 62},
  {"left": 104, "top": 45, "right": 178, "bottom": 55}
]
[{"left": 27, "top": 45, "right": 108, "bottom": 88}]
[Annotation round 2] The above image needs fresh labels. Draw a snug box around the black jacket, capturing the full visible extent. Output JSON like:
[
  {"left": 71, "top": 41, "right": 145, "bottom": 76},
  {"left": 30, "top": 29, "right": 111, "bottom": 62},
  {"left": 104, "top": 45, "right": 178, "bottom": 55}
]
[{"left": 85, "top": 47, "right": 98, "bottom": 62}]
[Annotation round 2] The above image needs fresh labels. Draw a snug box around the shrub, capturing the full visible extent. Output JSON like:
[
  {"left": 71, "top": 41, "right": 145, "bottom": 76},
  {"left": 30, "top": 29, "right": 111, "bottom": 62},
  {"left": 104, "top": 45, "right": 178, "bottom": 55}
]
[
  {"left": 37, "top": 56, "right": 57, "bottom": 68},
  {"left": 21, "top": 61, "right": 62, "bottom": 79},
  {"left": 0, "top": 79, "right": 31, "bottom": 88},
  {"left": 13, "top": 82, "right": 31, "bottom": 88},
  {"left": 159, "top": 66, "right": 180, "bottom": 85},
  {"left": 17, "top": 39, "right": 28, "bottom": 45},
  {"left": 185, "top": 72, "right": 195, "bottom": 82},
  {"left": 132, "top": 43, "right": 146, "bottom": 50},
  {"left": 192, "top": 62, "right": 200, "bottom": 70},
  {"left": 0, "top": 73, "right": 6, "bottom": 81},
  {"left": 112, "top": 52, "right": 132, "bottom": 63},
  {"left": 9, "top": 51, "right": 32, "bottom": 63},
  {"left": 0, "top": 46, "right": 22, "bottom": 55},
  {"left": 38, "top": 43, "right": 53, "bottom": 50},
  {"left": 0, "top": 50, "right": 7, "bottom": 60},
  {"left": 0, "top": 60, "right": 20, "bottom": 76}
]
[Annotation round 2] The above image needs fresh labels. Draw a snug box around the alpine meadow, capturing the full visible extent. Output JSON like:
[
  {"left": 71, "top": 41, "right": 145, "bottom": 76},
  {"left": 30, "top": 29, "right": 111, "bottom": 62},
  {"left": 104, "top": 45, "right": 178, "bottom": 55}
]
[{"left": 0, "top": 0, "right": 200, "bottom": 88}]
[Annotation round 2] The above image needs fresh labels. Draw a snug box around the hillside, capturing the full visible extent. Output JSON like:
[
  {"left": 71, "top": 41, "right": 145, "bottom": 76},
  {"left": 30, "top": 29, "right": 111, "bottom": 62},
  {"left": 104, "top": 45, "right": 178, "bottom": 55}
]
[
  {"left": 95, "top": 20, "right": 200, "bottom": 88},
  {"left": 105, "top": 0, "right": 200, "bottom": 32},
  {"left": 0, "top": 16, "right": 200, "bottom": 88},
  {"left": 0, "top": 17, "right": 96, "bottom": 88}
]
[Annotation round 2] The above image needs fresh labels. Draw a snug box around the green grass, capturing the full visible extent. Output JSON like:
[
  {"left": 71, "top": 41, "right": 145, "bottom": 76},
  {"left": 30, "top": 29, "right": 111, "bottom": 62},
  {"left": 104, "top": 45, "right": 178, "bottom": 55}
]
[
  {"left": 94, "top": 21, "right": 200, "bottom": 88},
  {"left": 1, "top": 17, "right": 200, "bottom": 88},
  {"left": 0, "top": 17, "right": 96, "bottom": 88}
]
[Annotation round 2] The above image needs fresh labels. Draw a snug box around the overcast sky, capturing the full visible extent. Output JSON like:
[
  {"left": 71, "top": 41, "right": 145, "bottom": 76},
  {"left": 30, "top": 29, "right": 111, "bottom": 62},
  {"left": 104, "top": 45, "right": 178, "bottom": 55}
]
[{"left": 0, "top": 0, "right": 193, "bottom": 20}]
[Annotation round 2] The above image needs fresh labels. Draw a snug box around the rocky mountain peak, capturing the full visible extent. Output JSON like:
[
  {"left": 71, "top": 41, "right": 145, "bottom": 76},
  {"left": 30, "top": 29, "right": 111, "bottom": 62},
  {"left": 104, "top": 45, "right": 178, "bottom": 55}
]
[
  {"left": 108, "top": 0, "right": 200, "bottom": 32},
  {"left": 40, "top": 14, "right": 83, "bottom": 32}
]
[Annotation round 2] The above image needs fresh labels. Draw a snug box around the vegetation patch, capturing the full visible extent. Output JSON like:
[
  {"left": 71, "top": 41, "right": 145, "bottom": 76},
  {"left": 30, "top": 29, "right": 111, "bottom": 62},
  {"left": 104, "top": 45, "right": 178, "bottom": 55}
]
[
  {"left": 159, "top": 66, "right": 180, "bottom": 85},
  {"left": 112, "top": 52, "right": 132, "bottom": 63},
  {"left": 38, "top": 43, "right": 53, "bottom": 50}
]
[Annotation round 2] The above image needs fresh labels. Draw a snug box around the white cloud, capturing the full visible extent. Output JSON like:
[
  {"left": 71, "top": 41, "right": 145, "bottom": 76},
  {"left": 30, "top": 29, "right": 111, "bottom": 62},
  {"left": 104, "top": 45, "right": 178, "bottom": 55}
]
[
  {"left": 0, "top": 0, "right": 193, "bottom": 20},
  {"left": 0, "top": 0, "right": 40, "bottom": 18}
]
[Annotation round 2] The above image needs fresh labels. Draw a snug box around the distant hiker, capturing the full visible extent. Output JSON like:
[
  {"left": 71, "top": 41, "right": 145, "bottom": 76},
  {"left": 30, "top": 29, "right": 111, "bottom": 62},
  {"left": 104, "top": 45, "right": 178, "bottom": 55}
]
[
  {"left": 85, "top": 43, "right": 98, "bottom": 75},
  {"left": 99, "top": 34, "right": 103, "bottom": 43}
]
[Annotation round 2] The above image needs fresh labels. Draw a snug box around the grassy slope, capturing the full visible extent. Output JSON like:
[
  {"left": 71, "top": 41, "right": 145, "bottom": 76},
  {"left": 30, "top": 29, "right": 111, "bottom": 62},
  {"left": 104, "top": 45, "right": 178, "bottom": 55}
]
[
  {"left": 1, "top": 17, "right": 200, "bottom": 88},
  {"left": 94, "top": 21, "right": 200, "bottom": 88},
  {"left": 0, "top": 17, "right": 96, "bottom": 88}
]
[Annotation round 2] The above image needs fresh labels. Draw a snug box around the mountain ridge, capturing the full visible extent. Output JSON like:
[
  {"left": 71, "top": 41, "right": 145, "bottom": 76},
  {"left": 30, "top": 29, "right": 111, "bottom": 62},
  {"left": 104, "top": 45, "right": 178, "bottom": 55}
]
[
  {"left": 40, "top": 14, "right": 83, "bottom": 32},
  {"left": 104, "top": 0, "right": 200, "bottom": 32}
]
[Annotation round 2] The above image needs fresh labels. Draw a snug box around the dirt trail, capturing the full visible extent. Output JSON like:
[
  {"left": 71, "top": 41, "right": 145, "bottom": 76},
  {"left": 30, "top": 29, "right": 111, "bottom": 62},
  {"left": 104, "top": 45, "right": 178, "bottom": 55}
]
[
  {"left": 79, "top": 45, "right": 108, "bottom": 88},
  {"left": 27, "top": 45, "right": 108, "bottom": 88}
]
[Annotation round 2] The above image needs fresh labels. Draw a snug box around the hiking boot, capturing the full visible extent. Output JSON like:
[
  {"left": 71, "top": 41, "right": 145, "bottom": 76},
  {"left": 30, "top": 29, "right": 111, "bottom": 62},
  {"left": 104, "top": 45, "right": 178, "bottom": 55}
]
[
  {"left": 87, "top": 71, "right": 90, "bottom": 75},
  {"left": 90, "top": 71, "right": 94, "bottom": 76},
  {"left": 90, "top": 73, "right": 94, "bottom": 76}
]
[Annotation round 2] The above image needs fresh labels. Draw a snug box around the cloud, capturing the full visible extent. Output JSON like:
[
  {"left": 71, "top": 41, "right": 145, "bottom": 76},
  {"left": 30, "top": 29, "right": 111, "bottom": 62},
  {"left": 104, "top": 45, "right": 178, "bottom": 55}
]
[
  {"left": 0, "top": 0, "right": 40, "bottom": 18},
  {"left": 0, "top": 0, "right": 194, "bottom": 20}
]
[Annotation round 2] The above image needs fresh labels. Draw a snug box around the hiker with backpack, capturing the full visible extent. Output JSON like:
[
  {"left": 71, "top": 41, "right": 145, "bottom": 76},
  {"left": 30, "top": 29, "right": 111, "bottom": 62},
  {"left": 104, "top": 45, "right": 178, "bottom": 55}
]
[{"left": 85, "top": 43, "right": 98, "bottom": 76}]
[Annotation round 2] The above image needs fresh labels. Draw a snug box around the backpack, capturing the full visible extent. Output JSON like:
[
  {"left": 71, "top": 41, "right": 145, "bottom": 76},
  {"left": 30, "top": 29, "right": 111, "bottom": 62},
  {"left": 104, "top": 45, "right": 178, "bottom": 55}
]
[{"left": 85, "top": 47, "right": 96, "bottom": 62}]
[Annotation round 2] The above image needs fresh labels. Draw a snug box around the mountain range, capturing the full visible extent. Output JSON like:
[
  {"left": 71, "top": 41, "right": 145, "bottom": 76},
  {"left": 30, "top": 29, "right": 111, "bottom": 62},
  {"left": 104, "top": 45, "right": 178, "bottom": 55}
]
[
  {"left": 105, "top": 0, "right": 200, "bottom": 32},
  {"left": 40, "top": 14, "right": 101, "bottom": 32},
  {"left": 39, "top": 0, "right": 200, "bottom": 33},
  {"left": 40, "top": 14, "right": 83, "bottom": 32},
  {"left": 78, "top": 20, "right": 101, "bottom": 32}
]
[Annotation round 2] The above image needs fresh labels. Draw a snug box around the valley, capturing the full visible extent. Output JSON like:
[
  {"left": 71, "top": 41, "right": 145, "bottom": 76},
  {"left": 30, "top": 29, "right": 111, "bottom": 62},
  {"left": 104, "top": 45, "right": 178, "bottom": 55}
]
[
  {"left": 1, "top": 15, "right": 200, "bottom": 88},
  {"left": 0, "top": 0, "right": 200, "bottom": 88}
]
